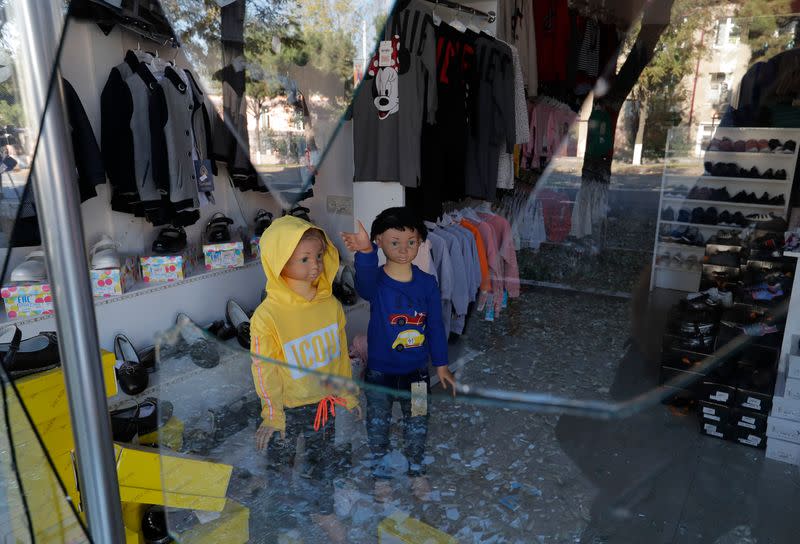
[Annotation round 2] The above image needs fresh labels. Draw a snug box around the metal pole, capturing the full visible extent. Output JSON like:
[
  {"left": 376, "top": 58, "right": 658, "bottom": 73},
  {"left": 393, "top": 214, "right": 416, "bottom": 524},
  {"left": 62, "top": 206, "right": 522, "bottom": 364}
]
[{"left": 11, "top": 1, "right": 125, "bottom": 542}]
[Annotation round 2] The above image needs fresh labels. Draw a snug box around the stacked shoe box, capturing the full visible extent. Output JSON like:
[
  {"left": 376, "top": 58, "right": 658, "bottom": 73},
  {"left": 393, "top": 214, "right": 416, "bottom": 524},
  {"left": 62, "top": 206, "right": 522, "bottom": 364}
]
[{"left": 767, "top": 335, "right": 800, "bottom": 465}]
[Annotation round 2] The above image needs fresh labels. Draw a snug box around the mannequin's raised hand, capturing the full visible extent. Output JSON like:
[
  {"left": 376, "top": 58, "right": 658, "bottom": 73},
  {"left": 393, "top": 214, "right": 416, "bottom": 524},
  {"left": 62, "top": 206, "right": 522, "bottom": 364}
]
[{"left": 341, "top": 221, "right": 373, "bottom": 253}]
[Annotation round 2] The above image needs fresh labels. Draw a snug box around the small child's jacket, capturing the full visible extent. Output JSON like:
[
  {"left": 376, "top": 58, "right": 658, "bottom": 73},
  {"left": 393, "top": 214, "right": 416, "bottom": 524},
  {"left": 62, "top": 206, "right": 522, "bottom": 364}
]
[{"left": 250, "top": 216, "right": 358, "bottom": 431}]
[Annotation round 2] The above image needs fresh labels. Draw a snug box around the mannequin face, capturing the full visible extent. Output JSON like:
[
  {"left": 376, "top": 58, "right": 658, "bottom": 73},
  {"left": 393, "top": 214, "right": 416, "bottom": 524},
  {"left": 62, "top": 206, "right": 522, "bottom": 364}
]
[
  {"left": 376, "top": 228, "right": 421, "bottom": 265},
  {"left": 281, "top": 237, "right": 324, "bottom": 284}
]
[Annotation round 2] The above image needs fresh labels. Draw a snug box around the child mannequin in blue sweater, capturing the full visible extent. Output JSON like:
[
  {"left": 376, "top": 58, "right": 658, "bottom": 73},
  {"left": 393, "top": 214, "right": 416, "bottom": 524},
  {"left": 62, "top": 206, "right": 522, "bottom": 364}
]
[{"left": 341, "top": 207, "right": 456, "bottom": 498}]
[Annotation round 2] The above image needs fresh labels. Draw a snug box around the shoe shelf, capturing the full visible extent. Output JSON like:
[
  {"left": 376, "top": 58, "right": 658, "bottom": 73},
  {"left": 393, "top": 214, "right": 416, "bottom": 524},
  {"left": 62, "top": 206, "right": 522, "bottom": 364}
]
[
  {"left": 659, "top": 220, "right": 745, "bottom": 231},
  {"left": 651, "top": 127, "right": 800, "bottom": 293},
  {"left": 0, "top": 260, "right": 263, "bottom": 331},
  {"left": 661, "top": 197, "right": 785, "bottom": 210}
]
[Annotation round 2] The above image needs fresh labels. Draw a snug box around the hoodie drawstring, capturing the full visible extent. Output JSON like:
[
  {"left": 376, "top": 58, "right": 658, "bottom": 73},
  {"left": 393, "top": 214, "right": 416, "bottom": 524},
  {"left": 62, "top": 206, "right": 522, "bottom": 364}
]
[{"left": 314, "top": 396, "right": 347, "bottom": 431}]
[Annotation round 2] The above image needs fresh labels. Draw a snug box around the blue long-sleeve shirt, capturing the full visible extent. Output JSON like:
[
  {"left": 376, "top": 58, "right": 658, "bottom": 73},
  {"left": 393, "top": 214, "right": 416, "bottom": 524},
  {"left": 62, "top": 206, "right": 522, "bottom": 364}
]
[{"left": 354, "top": 247, "right": 449, "bottom": 374}]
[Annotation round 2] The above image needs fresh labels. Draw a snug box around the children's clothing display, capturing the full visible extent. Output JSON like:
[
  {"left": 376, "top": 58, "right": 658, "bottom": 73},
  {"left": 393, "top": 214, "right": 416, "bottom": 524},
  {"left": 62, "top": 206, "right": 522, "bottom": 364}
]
[
  {"left": 496, "top": 0, "right": 538, "bottom": 94},
  {"left": 523, "top": 96, "right": 577, "bottom": 170},
  {"left": 250, "top": 216, "right": 359, "bottom": 432}
]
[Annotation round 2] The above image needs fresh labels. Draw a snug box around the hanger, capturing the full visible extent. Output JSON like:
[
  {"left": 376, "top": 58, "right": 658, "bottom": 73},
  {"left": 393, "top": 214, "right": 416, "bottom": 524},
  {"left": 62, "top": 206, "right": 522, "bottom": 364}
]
[
  {"left": 450, "top": 5, "right": 467, "bottom": 33},
  {"left": 132, "top": 42, "right": 153, "bottom": 63},
  {"left": 424, "top": 220, "right": 438, "bottom": 231},
  {"left": 149, "top": 49, "right": 173, "bottom": 76},
  {"left": 432, "top": 0, "right": 442, "bottom": 26},
  {"left": 466, "top": 12, "right": 481, "bottom": 33},
  {"left": 460, "top": 207, "right": 481, "bottom": 222}
]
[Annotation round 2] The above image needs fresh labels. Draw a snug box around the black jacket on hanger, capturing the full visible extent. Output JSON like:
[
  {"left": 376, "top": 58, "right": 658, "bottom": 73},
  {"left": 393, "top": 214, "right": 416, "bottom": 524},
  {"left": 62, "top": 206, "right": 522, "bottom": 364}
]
[{"left": 62, "top": 78, "right": 105, "bottom": 202}]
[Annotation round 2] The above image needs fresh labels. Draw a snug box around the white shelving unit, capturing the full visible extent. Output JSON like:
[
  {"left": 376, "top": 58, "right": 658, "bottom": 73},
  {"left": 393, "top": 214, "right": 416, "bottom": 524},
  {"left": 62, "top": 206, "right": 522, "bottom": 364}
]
[{"left": 651, "top": 127, "right": 800, "bottom": 292}]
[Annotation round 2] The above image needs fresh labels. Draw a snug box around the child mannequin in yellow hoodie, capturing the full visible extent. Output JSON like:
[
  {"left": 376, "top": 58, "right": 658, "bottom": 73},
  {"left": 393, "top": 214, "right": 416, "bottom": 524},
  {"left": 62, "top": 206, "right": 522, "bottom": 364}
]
[{"left": 250, "top": 215, "right": 360, "bottom": 541}]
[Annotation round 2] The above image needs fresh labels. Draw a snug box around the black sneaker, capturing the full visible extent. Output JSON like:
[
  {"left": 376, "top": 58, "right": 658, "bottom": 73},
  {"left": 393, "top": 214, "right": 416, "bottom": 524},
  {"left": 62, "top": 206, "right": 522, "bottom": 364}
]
[
  {"left": 731, "top": 190, "right": 748, "bottom": 202},
  {"left": 678, "top": 209, "right": 691, "bottom": 223},
  {"left": 705, "top": 207, "right": 718, "bottom": 225},
  {"left": 661, "top": 207, "right": 676, "bottom": 221},
  {"left": 769, "top": 138, "right": 781, "bottom": 151},
  {"left": 704, "top": 161, "right": 714, "bottom": 175},
  {"left": 762, "top": 168, "right": 774, "bottom": 179},
  {"left": 769, "top": 194, "right": 786, "bottom": 206},
  {"left": 775, "top": 169, "right": 787, "bottom": 180},
  {"left": 749, "top": 166, "right": 760, "bottom": 178},
  {"left": 691, "top": 207, "right": 706, "bottom": 224},
  {"left": 758, "top": 192, "right": 771, "bottom": 204},
  {"left": 783, "top": 140, "right": 796, "bottom": 154},
  {"left": 731, "top": 212, "right": 747, "bottom": 226},
  {"left": 711, "top": 187, "right": 730, "bottom": 201},
  {"left": 747, "top": 192, "right": 758, "bottom": 203},
  {"left": 718, "top": 210, "right": 732, "bottom": 225}
]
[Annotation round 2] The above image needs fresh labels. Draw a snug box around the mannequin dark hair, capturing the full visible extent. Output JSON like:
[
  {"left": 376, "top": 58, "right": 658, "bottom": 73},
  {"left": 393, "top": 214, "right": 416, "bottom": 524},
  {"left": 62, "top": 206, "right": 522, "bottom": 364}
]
[{"left": 370, "top": 207, "right": 428, "bottom": 242}]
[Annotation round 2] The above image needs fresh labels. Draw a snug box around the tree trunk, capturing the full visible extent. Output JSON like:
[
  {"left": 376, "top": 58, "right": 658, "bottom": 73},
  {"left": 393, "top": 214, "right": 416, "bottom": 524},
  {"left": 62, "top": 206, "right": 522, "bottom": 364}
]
[
  {"left": 572, "top": 0, "right": 675, "bottom": 238},
  {"left": 632, "top": 98, "right": 647, "bottom": 165}
]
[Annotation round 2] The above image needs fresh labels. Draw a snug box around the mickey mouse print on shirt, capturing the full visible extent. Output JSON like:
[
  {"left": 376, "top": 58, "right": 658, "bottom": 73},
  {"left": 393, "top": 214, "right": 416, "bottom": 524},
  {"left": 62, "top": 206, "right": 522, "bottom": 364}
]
[{"left": 365, "top": 35, "right": 410, "bottom": 120}]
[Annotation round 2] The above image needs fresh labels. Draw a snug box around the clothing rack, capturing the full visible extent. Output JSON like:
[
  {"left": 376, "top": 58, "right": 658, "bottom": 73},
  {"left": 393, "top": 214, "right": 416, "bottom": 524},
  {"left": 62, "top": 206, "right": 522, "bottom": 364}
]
[{"left": 422, "top": 0, "right": 497, "bottom": 24}]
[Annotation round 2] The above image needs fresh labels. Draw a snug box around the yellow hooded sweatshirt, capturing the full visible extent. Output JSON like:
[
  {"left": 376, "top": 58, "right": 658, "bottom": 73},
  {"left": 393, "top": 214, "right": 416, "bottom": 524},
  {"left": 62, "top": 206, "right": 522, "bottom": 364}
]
[{"left": 250, "top": 216, "right": 358, "bottom": 431}]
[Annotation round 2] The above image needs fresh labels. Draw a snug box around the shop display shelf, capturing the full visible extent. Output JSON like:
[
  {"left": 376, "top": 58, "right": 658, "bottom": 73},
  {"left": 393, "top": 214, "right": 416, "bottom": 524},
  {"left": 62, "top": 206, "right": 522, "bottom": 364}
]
[
  {"left": 654, "top": 264, "right": 702, "bottom": 273},
  {"left": 0, "top": 260, "right": 262, "bottom": 329},
  {"left": 658, "top": 219, "right": 745, "bottom": 230},
  {"left": 702, "top": 150, "right": 798, "bottom": 160},
  {"left": 656, "top": 242, "right": 706, "bottom": 254},
  {"left": 661, "top": 196, "right": 785, "bottom": 210},
  {"left": 664, "top": 174, "right": 790, "bottom": 185}
]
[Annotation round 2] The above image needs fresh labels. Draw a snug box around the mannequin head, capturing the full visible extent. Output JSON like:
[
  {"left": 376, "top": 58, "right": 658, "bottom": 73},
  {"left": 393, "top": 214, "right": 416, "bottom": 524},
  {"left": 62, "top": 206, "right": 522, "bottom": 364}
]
[
  {"left": 371, "top": 207, "right": 427, "bottom": 266},
  {"left": 281, "top": 228, "right": 327, "bottom": 288}
]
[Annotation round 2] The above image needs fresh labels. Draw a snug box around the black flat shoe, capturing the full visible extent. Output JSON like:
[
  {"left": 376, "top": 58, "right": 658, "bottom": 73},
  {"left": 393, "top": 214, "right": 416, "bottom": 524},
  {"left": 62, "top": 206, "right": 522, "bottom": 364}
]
[
  {"left": 175, "top": 313, "right": 220, "bottom": 369},
  {"left": 136, "top": 345, "right": 157, "bottom": 374},
  {"left": 141, "top": 505, "right": 172, "bottom": 544},
  {"left": 254, "top": 209, "right": 273, "bottom": 237},
  {"left": 207, "top": 320, "right": 236, "bottom": 341},
  {"left": 0, "top": 326, "right": 60, "bottom": 378},
  {"left": 226, "top": 299, "right": 250, "bottom": 349},
  {"left": 114, "top": 334, "right": 148, "bottom": 395},
  {"left": 152, "top": 227, "right": 187, "bottom": 254},
  {"left": 110, "top": 397, "right": 174, "bottom": 443}
]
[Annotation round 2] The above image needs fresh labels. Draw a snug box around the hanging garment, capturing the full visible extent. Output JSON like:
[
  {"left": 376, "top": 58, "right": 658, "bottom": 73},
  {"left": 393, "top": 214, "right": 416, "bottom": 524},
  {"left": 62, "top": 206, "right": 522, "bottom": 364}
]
[
  {"left": 577, "top": 19, "right": 600, "bottom": 78},
  {"left": 534, "top": 0, "right": 570, "bottom": 85},
  {"left": 444, "top": 224, "right": 481, "bottom": 301},
  {"left": 497, "top": 44, "right": 530, "bottom": 189},
  {"left": 479, "top": 212, "right": 521, "bottom": 299},
  {"left": 464, "top": 35, "right": 516, "bottom": 199},
  {"left": 427, "top": 231, "right": 455, "bottom": 337},
  {"left": 412, "top": 238, "right": 436, "bottom": 279},
  {"left": 538, "top": 188, "right": 573, "bottom": 242},
  {"left": 496, "top": 0, "right": 537, "bottom": 96},
  {"left": 459, "top": 219, "right": 492, "bottom": 294},
  {"left": 100, "top": 50, "right": 139, "bottom": 201},
  {"left": 353, "top": 0, "right": 437, "bottom": 188},
  {"left": 152, "top": 66, "right": 201, "bottom": 209},
  {"left": 62, "top": 79, "right": 105, "bottom": 202}
]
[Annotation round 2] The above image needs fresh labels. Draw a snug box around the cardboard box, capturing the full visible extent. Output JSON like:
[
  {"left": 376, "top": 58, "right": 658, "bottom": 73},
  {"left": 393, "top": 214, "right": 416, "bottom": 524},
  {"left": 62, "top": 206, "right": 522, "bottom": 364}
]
[
  {"left": 767, "top": 415, "right": 800, "bottom": 444},
  {"left": 771, "top": 395, "right": 800, "bottom": 422},
  {"left": 141, "top": 248, "right": 197, "bottom": 284},
  {"left": 203, "top": 241, "right": 244, "bottom": 270},
  {"left": 766, "top": 437, "right": 800, "bottom": 465},
  {"left": 699, "top": 401, "right": 730, "bottom": 423},
  {"left": 378, "top": 512, "right": 457, "bottom": 544},
  {"left": 700, "top": 421, "right": 732, "bottom": 440},
  {"left": 1, "top": 283, "right": 53, "bottom": 318},
  {"left": 731, "top": 409, "right": 767, "bottom": 434},
  {"left": 733, "top": 427, "right": 766, "bottom": 449},
  {"left": 171, "top": 499, "right": 249, "bottom": 544},
  {"left": 91, "top": 255, "right": 140, "bottom": 299},
  {"left": 783, "top": 377, "right": 800, "bottom": 402}
]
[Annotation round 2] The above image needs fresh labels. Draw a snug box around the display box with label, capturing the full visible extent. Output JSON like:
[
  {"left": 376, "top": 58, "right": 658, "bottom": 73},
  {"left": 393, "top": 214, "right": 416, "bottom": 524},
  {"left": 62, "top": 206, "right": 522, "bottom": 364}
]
[
  {"left": 766, "top": 436, "right": 800, "bottom": 465},
  {"left": 699, "top": 401, "right": 730, "bottom": 423},
  {"left": 1, "top": 283, "right": 54, "bottom": 318},
  {"left": 91, "top": 256, "right": 140, "bottom": 298},
  {"left": 771, "top": 395, "right": 800, "bottom": 422},
  {"left": 141, "top": 248, "right": 198, "bottom": 284},
  {"left": 250, "top": 236, "right": 261, "bottom": 259},
  {"left": 203, "top": 241, "right": 244, "bottom": 270},
  {"left": 701, "top": 421, "right": 732, "bottom": 441},
  {"left": 732, "top": 408, "right": 767, "bottom": 434},
  {"left": 700, "top": 380, "right": 735, "bottom": 405},
  {"left": 767, "top": 415, "right": 800, "bottom": 444},
  {"left": 733, "top": 427, "right": 766, "bottom": 449}
]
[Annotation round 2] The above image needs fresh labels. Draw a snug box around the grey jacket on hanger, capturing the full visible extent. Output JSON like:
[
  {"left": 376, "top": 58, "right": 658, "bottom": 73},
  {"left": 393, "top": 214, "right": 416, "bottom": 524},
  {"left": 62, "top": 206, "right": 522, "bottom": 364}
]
[
  {"left": 151, "top": 66, "right": 200, "bottom": 209},
  {"left": 125, "top": 62, "right": 166, "bottom": 203}
]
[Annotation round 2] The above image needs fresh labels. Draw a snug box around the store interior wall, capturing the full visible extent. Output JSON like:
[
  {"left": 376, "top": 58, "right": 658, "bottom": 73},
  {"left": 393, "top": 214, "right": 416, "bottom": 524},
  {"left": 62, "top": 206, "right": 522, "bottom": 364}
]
[{"left": 3, "top": 18, "right": 366, "bottom": 349}]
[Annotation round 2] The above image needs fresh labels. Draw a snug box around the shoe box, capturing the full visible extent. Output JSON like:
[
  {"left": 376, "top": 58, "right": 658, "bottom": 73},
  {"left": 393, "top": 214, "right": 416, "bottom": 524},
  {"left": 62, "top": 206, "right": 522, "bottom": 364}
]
[
  {"left": 701, "top": 263, "right": 742, "bottom": 286},
  {"left": 704, "top": 244, "right": 745, "bottom": 268},
  {"left": 203, "top": 241, "right": 245, "bottom": 270},
  {"left": 91, "top": 255, "right": 141, "bottom": 299},
  {"left": 379, "top": 512, "right": 458, "bottom": 544},
  {"left": 699, "top": 400, "right": 731, "bottom": 423},
  {"left": 715, "top": 305, "right": 784, "bottom": 350},
  {"left": 733, "top": 363, "right": 776, "bottom": 414},
  {"left": 1, "top": 283, "right": 54, "bottom": 318},
  {"left": 771, "top": 395, "right": 800, "bottom": 422},
  {"left": 766, "top": 415, "right": 800, "bottom": 444},
  {"left": 701, "top": 420, "right": 733, "bottom": 441},
  {"left": 766, "top": 436, "right": 800, "bottom": 465},
  {"left": 141, "top": 245, "right": 200, "bottom": 283},
  {"left": 733, "top": 426, "right": 767, "bottom": 449},
  {"left": 698, "top": 402, "right": 768, "bottom": 447}
]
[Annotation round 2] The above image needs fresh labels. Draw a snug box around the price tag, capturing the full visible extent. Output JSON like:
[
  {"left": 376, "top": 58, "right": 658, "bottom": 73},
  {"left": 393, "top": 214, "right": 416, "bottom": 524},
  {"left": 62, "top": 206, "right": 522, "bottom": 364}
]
[
  {"left": 379, "top": 40, "right": 393, "bottom": 67},
  {"left": 411, "top": 381, "right": 427, "bottom": 417}
]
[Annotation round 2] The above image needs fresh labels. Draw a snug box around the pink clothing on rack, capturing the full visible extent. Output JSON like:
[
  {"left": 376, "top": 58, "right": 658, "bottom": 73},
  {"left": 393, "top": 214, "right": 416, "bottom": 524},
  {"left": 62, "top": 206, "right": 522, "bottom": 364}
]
[
  {"left": 479, "top": 212, "right": 521, "bottom": 299},
  {"left": 471, "top": 219, "right": 504, "bottom": 315},
  {"left": 412, "top": 239, "right": 436, "bottom": 279}
]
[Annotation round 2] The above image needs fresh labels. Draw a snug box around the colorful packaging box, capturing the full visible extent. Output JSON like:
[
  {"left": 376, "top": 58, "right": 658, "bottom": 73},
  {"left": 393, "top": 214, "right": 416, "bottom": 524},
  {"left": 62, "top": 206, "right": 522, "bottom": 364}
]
[
  {"left": 203, "top": 241, "right": 244, "bottom": 270},
  {"left": 250, "top": 236, "right": 261, "bottom": 259},
  {"left": 91, "top": 256, "right": 140, "bottom": 298},
  {"left": 378, "top": 513, "right": 456, "bottom": 544},
  {"left": 141, "top": 247, "right": 198, "bottom": 284},
  {"left": 1, "top": 283, "right": 54, "bottom": 318}
]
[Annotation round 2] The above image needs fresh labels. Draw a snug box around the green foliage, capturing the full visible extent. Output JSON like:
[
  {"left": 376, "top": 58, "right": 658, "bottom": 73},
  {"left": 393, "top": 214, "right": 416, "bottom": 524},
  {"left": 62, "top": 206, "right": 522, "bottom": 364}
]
[{"left": 734, "top": 0, "right": 796, "bottom": 66}]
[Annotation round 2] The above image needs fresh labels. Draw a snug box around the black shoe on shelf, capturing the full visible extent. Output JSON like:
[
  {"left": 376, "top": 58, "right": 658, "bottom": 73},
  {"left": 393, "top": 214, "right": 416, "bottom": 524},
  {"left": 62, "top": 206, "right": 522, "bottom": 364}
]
[
  {"left": 691, "top": 207, "right": 706, "bottom": 224},
  {"left": 704, "top": 161, "right": 714, "bottom": 175},
  {"left": 757, "top": 192, "right": 771, "bottom": 204},
  {"left": 718, "top": 210, "right": 732, "bottom": 225},
  {"left": 769, "top": 194, "right": 786, "bottom": 206},
  {"left": 747, "top": 192, "right": 758, "bottom": 203},
  {"left": 783, "top": 140, "right": 796, "bottom": 154},
  {"left": 749, "top": 166, "right": 760, "bottom": 179},
  {"left": 661, "top": 207, "right": 676, "bottom": 221},
  {"left": 0, "top": 327, "right": 60, "bottom": 378},
  {"left": 678, "top": 209, "right": 691, "bottom": 223},
  {"left": 762, "top": 168, "right": 775, "bottom": 180},
  {"left": 775, "top": 169, "right": 787, "bottom": 180},
  {"left": 226, "top": 299, "right": 251, "bottom": 349},
  {"left": 705, "top": 207, "right": 718, "bottom": 225},
  {"left": 141, "top": 505, "right": 172, "bottom": 544},
  {"left": 114, "top": 334, "right": 148, "bottom": 396},
  {"left": 731, "top": 211, "right": 748, "bottom": 226},
  {"left": 731, "top": 190, "right": 748, "bottom": 203}
]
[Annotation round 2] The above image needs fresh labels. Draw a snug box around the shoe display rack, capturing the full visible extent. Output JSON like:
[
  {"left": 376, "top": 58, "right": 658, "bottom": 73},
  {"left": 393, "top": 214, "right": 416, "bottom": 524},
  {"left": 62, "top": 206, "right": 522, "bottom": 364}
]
[{"left": 651, "top": 127, "right": 800, "bottom": 292}]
